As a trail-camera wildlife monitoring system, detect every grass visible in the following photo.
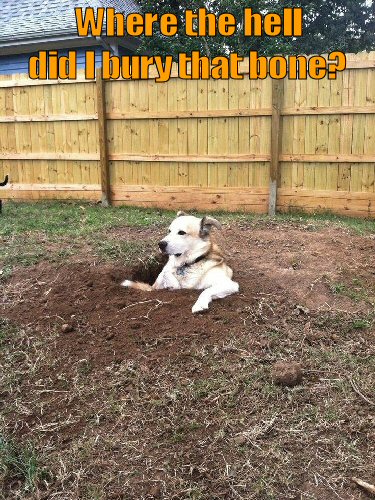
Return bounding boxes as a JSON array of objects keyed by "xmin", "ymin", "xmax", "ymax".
[
  {"xmin": 0, "ymin": 319, "xmax": 18, "ymax": 347},
  {"xmin": 95, "ymin": 238, "xmax": 155, "ymax": 262},
  {"xmin": 0, "ymin": 202, "xmax": 173, "ymax": 272},
  {"xmin": 0, "ymin": 437, "xmax": 47, "ymax": 494},
  {"xmin": 1, "ymin": 201, "xmax": 374, "ymax": 238},
  {"xmin": 0, "ymin": 321, "xmax": 49, "ymax": 496},
  {"xmin": 270, "ymin": 209, "xmax": 375, "ymax": 235},
  {"xmin": 1, "ymin": 322, "xmax": 373, "ymax": 500},
  {"xmin": 1, "ymin": 201, "xmax": 374, "ymax": 278},
  {"xmin": 0, "ymin": 201, "xmax": 174, "ymax": 237},
  {"xmin": 351, "ymin": 318, "xmax": 371, "ymax": 329},
  {"xmin": 329, "ymin": 278, "xmax": 375, "ymax": 305}
]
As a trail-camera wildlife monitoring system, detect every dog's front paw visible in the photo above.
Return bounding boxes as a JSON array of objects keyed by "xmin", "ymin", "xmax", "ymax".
[
  {"xmin": 121, "ymin": 279, "xmax": 132, "ymax": 287},
  {"xmin": 192, "ymin": 301, "xmax": 209, "ymax": 314}
]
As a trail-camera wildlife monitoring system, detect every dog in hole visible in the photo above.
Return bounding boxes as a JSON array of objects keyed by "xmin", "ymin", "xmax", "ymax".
[{"xmin": 121, "ymin": 211, "xmax": 239, "ymax": 313}]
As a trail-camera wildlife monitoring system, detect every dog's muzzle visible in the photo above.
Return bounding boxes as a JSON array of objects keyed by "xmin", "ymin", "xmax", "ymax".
[{"xmin": 158, "ymin": 240, "xmax": 168, "ymax": 253}]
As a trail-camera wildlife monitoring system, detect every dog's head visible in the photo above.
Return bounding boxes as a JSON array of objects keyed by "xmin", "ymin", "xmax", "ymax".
[{"xmin": 158, "ymin": 211, "xmax": 222, "ymax": 258}]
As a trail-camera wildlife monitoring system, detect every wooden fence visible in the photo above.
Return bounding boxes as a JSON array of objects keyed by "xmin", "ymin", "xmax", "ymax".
[{"xmin": 0, "ymin": 52, "xmax": 374, "ymax": 217}]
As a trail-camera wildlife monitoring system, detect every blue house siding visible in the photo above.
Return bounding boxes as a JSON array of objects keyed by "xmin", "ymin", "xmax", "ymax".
[
  {"xmin": 0, "ymin": 53, "xmax": 32, "ymax": 75},
  {"xmin": 0, "ymin": 45, "xmax": 132, "ymax": 75}
]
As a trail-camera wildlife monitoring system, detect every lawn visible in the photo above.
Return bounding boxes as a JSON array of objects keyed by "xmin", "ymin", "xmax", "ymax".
[{"xmin": 0, "ymin": 201, "xmax": 374, "ymax": 499}]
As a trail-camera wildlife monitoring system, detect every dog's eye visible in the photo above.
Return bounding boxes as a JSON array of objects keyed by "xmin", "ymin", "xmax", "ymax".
[{"xmin": 178, "ymin": 230, "xmax": 186, "ymax": 235}]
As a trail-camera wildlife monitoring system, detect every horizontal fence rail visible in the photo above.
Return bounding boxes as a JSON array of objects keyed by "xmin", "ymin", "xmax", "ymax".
[
  {"xmin": 1, "ymin": 106, "xmax": 375, "ymax": 123},
  {"xmin": 0, "ymin": 51, "xmax": 374, "ymax": 218}
]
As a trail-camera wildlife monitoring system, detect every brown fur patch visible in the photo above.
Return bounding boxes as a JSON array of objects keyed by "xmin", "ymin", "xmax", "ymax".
[
  {"xmin": 206, "ymin": 243, "xmax": 224, "ymax": 264},
  {"xmin": 128, "ymin": 282, "xmax": 153, "ymax": 292}
]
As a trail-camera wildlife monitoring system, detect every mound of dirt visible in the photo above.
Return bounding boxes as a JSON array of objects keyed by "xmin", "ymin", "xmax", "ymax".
[
  {"xmin": 3, "ymin": 224, "xmax": 373, "ymax": 373},
  {"xmin": 3, "ymin": 259, "xmax": 258, "ymax": 373}
]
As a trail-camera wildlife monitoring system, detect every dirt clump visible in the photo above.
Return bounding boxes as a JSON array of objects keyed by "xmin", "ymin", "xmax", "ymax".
[
  {"xmin": 271, "ymin": 361, "xmax": 303, "ymax": 387},
  {"xmin": 61, "ymin": 323, "xmax": 74, "ymax": 333}
]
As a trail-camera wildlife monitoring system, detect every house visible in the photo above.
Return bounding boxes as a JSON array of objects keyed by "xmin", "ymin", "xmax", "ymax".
[{"xmin": 0, "ymin": 0, "xmax": 140, "ymax": 75}]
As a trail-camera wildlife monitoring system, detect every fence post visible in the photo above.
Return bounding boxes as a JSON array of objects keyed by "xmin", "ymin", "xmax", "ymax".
[
  {"xmin": 96, "ymin": 67, "xmax": 110, "ymax": 207},
  {"xmin": 268, "ymin": 78, "xmax": 283, "ymax": 216}
]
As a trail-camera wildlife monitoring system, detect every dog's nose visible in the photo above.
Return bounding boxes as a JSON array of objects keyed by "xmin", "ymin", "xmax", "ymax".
[{"xmin": 159, "ymin": 240, "xmax": 168, "ymax": 251}]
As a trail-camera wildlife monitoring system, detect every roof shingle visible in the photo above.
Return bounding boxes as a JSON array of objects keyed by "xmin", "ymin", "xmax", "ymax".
[{"xmin": 0, "ymin": 0, "xmax": 140, "ymax": 42}]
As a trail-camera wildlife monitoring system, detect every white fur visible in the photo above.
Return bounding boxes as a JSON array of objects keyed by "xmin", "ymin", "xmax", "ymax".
[{"xmin": 192, "ymin": 279, "xmax": 240, "ymax": 313}]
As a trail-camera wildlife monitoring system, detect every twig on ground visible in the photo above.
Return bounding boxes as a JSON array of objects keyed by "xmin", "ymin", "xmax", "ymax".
[
  {"xmin": 120, "ymin": 299, "xmax": 158, "ymax": 311},
  {"xmin": 351, "ymin": 477, "xmax": 375, "ymax": 496},
  {"xmin": 36, "ymin": 390, "xmax": 70, "ymax": 394},
  {"xmin": 229, "ymin": 485, "xmax": 245, "ymax": 499},
  {"xmin": 142, "ymin": 299, "xmax": 173, "ymax": 320},
  {"xmin": 315, "ymin": 473, "xmax": 345, "ymax": 500},
  {"xmin": 120, "ymin": 298, "xmax": 173, "ymax": 320},
  {"xmin": 349, "ymin": 378, "xmax": 375, "ymax": 407}
]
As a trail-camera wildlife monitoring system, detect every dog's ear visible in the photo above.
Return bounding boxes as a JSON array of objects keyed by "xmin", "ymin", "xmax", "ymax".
[
  {"xmin": 199, "ymin": 216, "xmax": 222, "ymax": 238},
  {"xmin": 176, "ymin": 211, "xmax": 187, "ymax": 217}
]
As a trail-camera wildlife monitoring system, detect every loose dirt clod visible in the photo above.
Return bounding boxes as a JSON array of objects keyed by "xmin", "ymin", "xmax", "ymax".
[
  {"xmin": 271, "ymin": 361, "xmax": 303, "ymax": 387},
  {"xmin": 61, "ymin": 323, "xmax": 74, "ymax": 333},
  {"xmin": 294, "ymin": 304, "xmax": 310, "ymax": 315}
]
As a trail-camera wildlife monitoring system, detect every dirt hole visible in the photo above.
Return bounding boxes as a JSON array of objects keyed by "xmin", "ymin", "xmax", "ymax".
[{"xmin": 129, "ymin": 253, "xmax": 168, "ymax": 285}]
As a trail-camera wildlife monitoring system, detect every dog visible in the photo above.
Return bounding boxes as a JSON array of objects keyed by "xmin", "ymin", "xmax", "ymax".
[{"xmin": 121, "ymin": 211, "xmax": 239, "ymax": 313}]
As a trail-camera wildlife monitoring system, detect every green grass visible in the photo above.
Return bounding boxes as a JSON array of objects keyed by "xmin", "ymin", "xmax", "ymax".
[
  {"xmin": 329, "ymin": 279, "xmax": 375, "ymax": 305},
  {"xmin": 0, "ymin": 201, "xmax": 174, "ymax": 237},
  {"xmin": 0, "ymin": 202, "xmax": 173, "ymax": 272},
  {"xmin": 351, "ymin": 318, "xmax": 371, "ymax": 329},
  {"xmin": 1, "ymin": 201, "xmax": 374, "ymax": 238},
  {"xmin": 0, "ymin": 319, "xmax": 16, "ymax": 346},
  {"xmin": 0, "ymin": 265, "xmax": 12, "ymax": 283},
  {"xmin": 270, "ymin": 209, "xmax": 375, "ymax": 234},
  {"xmin": 0, "ymin": 321, "xmax": 50, "ymax": 495},
  {"xmin": 330, "ymin": 282, "xmax": 346, "ymax": 294},
  {"xmin": 313, "ymin": 310, "xmax": 374, "ymax": 336},
  {"xmin": 0, "ymin": 436, "xmax": 47, "ymax": 493}
]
